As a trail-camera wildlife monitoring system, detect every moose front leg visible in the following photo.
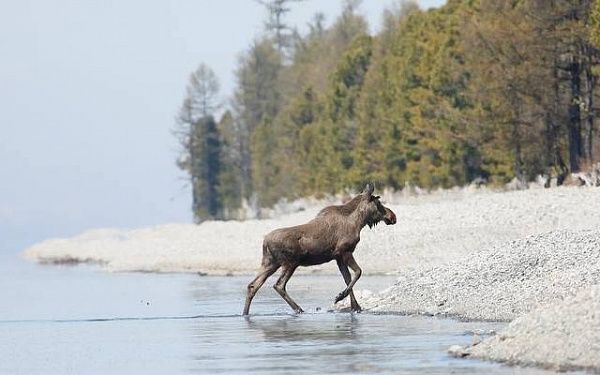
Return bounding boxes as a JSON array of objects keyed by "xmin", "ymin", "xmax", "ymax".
[
  {"xmin": 243, "ymin": 264, "xmax": 279, "ymax": 315},
  {"xmin": 336, "ymin": 258, "xmax": 362, "ymax": 312},
  {"xmin": 334, "ymin": 254, "xmax": 362, "ymax": 304}
]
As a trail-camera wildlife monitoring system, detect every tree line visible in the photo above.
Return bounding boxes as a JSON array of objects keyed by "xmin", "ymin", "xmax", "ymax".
[{"xmin": 176, "ymin": 0, "xmax": 600, "ymax": 222}]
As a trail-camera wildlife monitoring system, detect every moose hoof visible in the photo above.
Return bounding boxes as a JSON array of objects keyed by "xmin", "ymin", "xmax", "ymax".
[
  {"xmin": 334, "ymin": 293, "xmax": 346, "ymax": 303},
  {"xmin": 294, "ymin": 307, "xmax": 304, "ymax": 314},
  {"xmin": 351, "ymin": 305, "xmax": 362, "ymax": 313}
]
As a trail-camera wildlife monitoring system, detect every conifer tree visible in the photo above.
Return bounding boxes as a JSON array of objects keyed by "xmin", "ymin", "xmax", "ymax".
[{"xmin": 175, "ymin": 64, "xmax": 222, "ymax": 222}]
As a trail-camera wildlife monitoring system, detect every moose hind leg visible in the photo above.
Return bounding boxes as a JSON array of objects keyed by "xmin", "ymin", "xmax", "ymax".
[
  {"xmin": 335, "ymin": 258, "xmax": 361, "ymax": 312},
  {"xmin": 274, "ymin": 265, "xmax": 303, "ymax": 313},
  {"xmin": 243, "ymin": 264, "xmax": 279, "ymax": 315}
]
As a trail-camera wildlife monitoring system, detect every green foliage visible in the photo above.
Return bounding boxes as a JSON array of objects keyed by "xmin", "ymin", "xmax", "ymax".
[
  {"xmin": 176, "ymin": 115, "xmax": 221, "ymax": 222},
  {"xmin": 216, "ymin": 111, "xmax": 243, "ymax": 215},
  {"xmin": 593, "ymin": 0, "xmax": 600, "ymax": 46},
  {"xmin": 234, "ymin": 39, "xmax": 282, "ymax": 131},
  {"xmin": 176, "ymin": 64, "xmax": 222, "ymax": 222},
  {"xmin": 349, "ymin": 4, "xmax": 477, "ymax": 189},
  {"xmin": 177, "ymin": 0, "xmax": 600, "ymax": 220},
  {"xmin": 248, "ymin": 6, "xmax": 370, "ymax": 203},
  {"xmin": 233, "ymin": 38, "xmax": 284, "ymax": 202}
]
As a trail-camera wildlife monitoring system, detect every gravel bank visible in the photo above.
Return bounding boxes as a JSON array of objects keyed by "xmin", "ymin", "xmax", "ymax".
[
  {"xmin": 452, "ymin": 286, "xmax": 600, "ymax": 372},
  {"xmin": 23, "ymin": 187, "xmax": 600, "ymax": 275},
  {"xmin": 336, "ymin": 229, "xmax": 600, "ymax": 373},
  {"xmin": 356, "ymin": 229, "xmax": 600, "ymax": 321}
]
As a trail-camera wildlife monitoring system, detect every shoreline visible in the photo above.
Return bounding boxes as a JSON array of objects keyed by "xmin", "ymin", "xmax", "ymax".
[
  {"xmin": 23, "ymin": 186, "xmax": 600, "ymax": 372},
  {"xmin": 353, "ymin": 229, "xmax": 600, "ymax": 321},
  {"xmin": 23, "ymin": 186, "xmax": 600, "ymax": 275},
  {"xmin": 449, "ymin": 286, "xmax": 600, "ymax": 372}
]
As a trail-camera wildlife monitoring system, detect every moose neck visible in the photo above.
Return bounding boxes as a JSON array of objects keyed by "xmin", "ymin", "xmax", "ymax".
[{"xmin": 349, "ymin": 208, "xmax": 374, "ymax": 233}]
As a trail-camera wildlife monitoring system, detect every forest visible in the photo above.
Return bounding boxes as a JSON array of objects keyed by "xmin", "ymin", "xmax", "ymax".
[{"xmin": 175, "ymin": 0, "xmax": 600, "ymax": 222}]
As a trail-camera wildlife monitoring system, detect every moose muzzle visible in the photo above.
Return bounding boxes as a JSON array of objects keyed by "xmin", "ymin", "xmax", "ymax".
[{"xmin": 383, "ymin": 207, "xmax": 397, "ymax": 225}]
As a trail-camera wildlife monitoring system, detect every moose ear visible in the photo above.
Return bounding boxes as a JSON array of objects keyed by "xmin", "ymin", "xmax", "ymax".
[{"xmin": 364, "ymin": 183, "xmax": 375, "ymax": 197}]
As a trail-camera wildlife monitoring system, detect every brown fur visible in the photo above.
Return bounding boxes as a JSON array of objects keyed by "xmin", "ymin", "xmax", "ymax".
[{"xmin": 243, "ymin": 184, "xmax": 396, "ymax": 315}]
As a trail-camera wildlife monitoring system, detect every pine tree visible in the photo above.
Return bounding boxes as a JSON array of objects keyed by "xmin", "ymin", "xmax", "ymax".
[
  {"xmin": 255, "ymin": 0, "xmax": 305, "ymax": 56},
  {"xmin": 233, "ymin": 39, "xmax": 283, "ymax": 203},
  {"xmin": 175, "ymin": 64, "xmax": 222, "ymax": 222},
  {"xmin": 216, "ymin": 110, "xmax": 243, "ymax": 217}
]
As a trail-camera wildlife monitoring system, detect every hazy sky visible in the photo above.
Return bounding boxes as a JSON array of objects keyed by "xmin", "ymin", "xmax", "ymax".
[{"xmin": 0, "ymin": 0, "xmax": 445, "ymax": 252}]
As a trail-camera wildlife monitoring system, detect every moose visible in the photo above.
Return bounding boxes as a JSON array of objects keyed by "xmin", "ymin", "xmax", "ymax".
[{"xmin": 243, "ymin": 183, "xmax": 397, "ymax": 315}]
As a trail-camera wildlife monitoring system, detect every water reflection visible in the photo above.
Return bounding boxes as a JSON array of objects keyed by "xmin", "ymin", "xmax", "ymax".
[
  {"xmin": 186, "ymin": 277, "xmax": 554, "ymax": 375},
  {"xmin": 245, "ymin": 313, "xmax": 360, "ymax": 342},
  {"xmin": 190, "ymin": 314, "xmax": 383, "ymax": 374}
]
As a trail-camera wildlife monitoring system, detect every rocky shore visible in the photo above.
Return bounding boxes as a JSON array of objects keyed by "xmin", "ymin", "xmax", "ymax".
[
  {"xmin": 357, "ymin": 229, "xmax": 600, "ymax": 322},
  {"xmin": 345, "ymin": 229, "xmax": 600, "ymax": 371},
  {"xmin": 451, "ymin": 286, "xmax": 600, "ymax": 372}
]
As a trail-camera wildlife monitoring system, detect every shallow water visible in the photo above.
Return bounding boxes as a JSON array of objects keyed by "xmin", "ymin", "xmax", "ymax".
[{"xmin": 0, "ymin": 254, "xmax": 553, "ymax": 374}]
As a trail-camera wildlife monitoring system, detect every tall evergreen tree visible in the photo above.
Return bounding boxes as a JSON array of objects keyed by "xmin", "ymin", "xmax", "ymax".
[
  {"xmin": 216, "ymin": 110, "xmax": 243, "ymax": 217},
  {"xmin": 233, "ymin": 39, "xmax": 283, "ymax": 203},
  {"xmin": 255, "ymin": 0, "xmax": 305, "ymax": 55},
  {"xmin": 175, "ymin": 64, "xmax": 222, "ymax": 222}
]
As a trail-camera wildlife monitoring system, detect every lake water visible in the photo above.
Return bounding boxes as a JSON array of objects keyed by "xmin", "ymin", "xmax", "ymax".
[{"xmin": 0, "ymin": 254, "xmax": 553, "ymax": 374}]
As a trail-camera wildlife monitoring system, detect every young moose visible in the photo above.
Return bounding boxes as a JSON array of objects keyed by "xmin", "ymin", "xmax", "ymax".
[{"xmin": 243, "ymin": 184, "xmax": 397, "ymax": 315}]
